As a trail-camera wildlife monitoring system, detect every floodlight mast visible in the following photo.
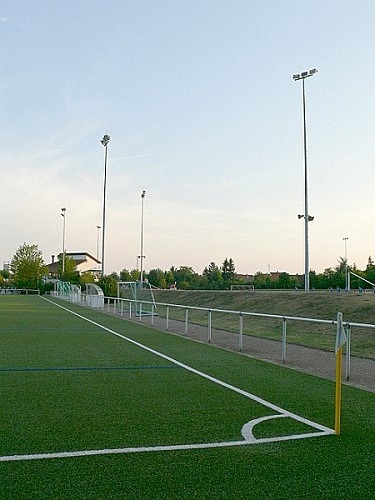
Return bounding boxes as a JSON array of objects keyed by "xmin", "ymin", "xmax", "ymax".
[
  {"xmin": 96, "ymin": 225, "xmax": 101, "ymax": 261},
  {"xmin": 140, "ymin": 190, "xmax": 146, "ymax": 285},
  {"xmin": 61, "ymin": 207, "xmax": 66, "ymax": 275},
  {"xmin": 343, "ymin": 237, "xmax": 349, "ymax": 290},
  {"xmin": 100, "ymin": 134, "xmax": 110, "ymax": 276},
  {"xmin": 293, "ymin": 68, "xmax": 318, "ymax": 292}
]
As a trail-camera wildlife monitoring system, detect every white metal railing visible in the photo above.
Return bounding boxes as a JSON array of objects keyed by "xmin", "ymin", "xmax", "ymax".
[
  {"xmin": 95, "ymin": 296, "xmax": 375, "ymax": 381},
  {"xmin": 54, "ymin": 292, "xmax": 375, "ymax": 382},
  {"xmin": 0, "ymin": 288, "xmax": 40, "ymax": 295}
]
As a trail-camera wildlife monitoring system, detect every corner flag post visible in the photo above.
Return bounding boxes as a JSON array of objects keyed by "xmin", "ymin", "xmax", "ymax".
[{"xmin": 335, "ymin": 312, "xmax": 346, "ymax": 435}]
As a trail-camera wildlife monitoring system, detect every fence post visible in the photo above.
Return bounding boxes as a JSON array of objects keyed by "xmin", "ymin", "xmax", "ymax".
[
  {"xmin": 208, "ymin": 309, "xmax": 212, "ymax": 343},
  {"xmin": 129, "ymin": 301, "xmax": 132, "ymax": 319},
  {"xmin": 282, "ymin": 318, "xmax": 287, "ymax": 363},
  {"xmin": 114, "ymin": 299, "xmax": 117, "ymax": 315},
  {"xmin": 239, "ymin": 313, "xmax": 243, "ymax": 351},
  {"xmin": 184, "ymin": 308, "xmax": 189, "ymax": 336},
  {"xmin": 121, "ymin": 300, "xmax": 124, "ymax": 316},
  {"xmin": 139, "ymin": 302, "xmax": 143, "ymax": 322},
  {"xmin": 345, "ymin": 324, "xmax": 351, "ymax": 381},
  {"xmin": 151, "ymin": 305, "xmax": 155, "ymax": 326},
  {"xmin": 166, "ymin": 306, "xmax": 169, "ymax": 331}
]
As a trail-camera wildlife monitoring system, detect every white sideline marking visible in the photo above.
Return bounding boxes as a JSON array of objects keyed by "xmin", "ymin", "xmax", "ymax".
[{"xmin": 1, "ymin": 298, "xmax": 334, "ymax": 463}]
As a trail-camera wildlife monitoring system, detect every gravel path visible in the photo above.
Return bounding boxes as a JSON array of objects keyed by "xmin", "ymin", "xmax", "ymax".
[{"xmin": 123, "ymin": 312, "xmax": 375, "ymax": 393}]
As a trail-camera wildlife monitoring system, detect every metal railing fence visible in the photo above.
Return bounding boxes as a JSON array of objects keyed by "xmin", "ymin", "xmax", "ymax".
[{"xmin": 92, "ymin": 295, "xmax": 375, "ymax": 382}]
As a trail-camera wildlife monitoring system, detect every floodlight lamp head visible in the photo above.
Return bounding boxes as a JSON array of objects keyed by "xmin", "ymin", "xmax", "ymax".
[
  {"xmin": 293, "ymin": 74, "xmax": 300, "ymax": 80},
  {"xmin": 308, "ymin": 215, "xmax": 315, "ymax": 221},
  {"xmin": 141, "ymin": 190, "xmax": 146, "ymax": 198},
  {"xmin": 101, "ymin": 134, "xmax": 110, "ymax": 147},
  {"xmin": 309, "ymin": 68, "xmax": 318, "ymax": 75},
  {"xmin": 298, "ymin": 214, "xmax": 304, "ymax": 219}
]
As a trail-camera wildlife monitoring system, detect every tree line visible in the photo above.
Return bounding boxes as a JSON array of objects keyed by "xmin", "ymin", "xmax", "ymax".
[
  {"xmin": 88, "ymin": 258, "xmax": 237, "ymax": 296},
  {"xmin": 2, "ymin": 243, "xmax": 375, "ymax": 296}
]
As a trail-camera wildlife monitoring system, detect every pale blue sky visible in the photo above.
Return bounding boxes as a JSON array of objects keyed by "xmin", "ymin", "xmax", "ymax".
[{"xmin": 1, "ymin": 1, "xmax": 374, "ymax": 275}]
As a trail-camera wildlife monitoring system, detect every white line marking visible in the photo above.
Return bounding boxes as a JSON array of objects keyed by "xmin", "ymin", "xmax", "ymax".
[
  {"xmin": 0, "ymin": 431, "xmax": 331, "ymax": 462},
  {"xmin": 241, "ymin": 415, "xmax": 288, "ymax": 442}
]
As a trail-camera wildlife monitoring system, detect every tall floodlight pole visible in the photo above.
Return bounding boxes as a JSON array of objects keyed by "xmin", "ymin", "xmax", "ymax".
[
  {"xmin": 61, "ymin": 207, "xmax": 66, "ymax": 275},
  {"xmin": 140, "ymin": 190, "xmax": 146, "ymax": 285},
  {"xmin": 96, "ymin": 225, "xmax": 101, "ymax": 261},
  {"xmin": 293, "ymin": 68, "xmax": 318, "ymax": 292},
  {"xmin": 343, "ymin": 237, "xmax": 349, "ymax": 290},
  {"xmin": 100, "ymin": 134, "xmax": 110, "ymax": 276}
]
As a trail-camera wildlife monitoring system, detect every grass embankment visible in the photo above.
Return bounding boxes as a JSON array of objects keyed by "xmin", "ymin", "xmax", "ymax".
[{"xmin": 152, "ymin": 290, "xmax": 375, "ymax": 358}]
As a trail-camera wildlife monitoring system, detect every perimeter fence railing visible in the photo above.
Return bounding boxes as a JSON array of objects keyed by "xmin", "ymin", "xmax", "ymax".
[
  {"xmin": 0, "ymin": 288, "xmax": 40, "ymax": 295},
  {"xmin": 85, "ymin": 295, "xmax": 375, "ymax": 382}
]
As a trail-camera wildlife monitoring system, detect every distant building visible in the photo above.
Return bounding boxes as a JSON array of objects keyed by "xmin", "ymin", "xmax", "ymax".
[
  {"xmin": 254, "ymin": 271, "xmax": 304, "ymax": 285},
  {"xmin": 236, "ymin": 272, "xmax": 304, "ymax": 286},
  {"xmin": 269, "ymin": 271, "xmax": 282, "ymax": 282},
  {"xmin": 235, "ymin": 273, "xmax": 255, "ymax": 284},
  {"xmin": 46, "ymin": 252, "xmax": 101, "ymax": 278}
]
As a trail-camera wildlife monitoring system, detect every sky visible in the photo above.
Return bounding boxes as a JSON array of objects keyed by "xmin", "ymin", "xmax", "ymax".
[{"xmin": 1, "ymin": 1, "xmax": 374, "ymax": 276}]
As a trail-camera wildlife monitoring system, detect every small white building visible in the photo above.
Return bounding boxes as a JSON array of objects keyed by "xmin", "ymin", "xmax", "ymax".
[
  {"xmin": 65, "ymin": 252, "xmax": 101, "ymax": 274},
  {"xmin": 47, "ymin": 252, "xmax": 101, "ymax": 277}
]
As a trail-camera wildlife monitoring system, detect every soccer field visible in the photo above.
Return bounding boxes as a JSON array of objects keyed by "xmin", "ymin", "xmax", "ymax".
[{"xmin": 1, "ymin": 295, "xmax": 373, "ymax": 498}]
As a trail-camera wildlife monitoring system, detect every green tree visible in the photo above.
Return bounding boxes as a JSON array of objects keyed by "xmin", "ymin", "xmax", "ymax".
[
  {"xmin": 10, "ymin": 243, "xmax": 47, "ymax": 289},
  {"xmin": 310, "ymin": 270, "xmax": 328, "ymax": 290},
  {"xmin": 58, "ymin": 256, "xmax": 80, "ymax": 283},
  {"xmin": 147, "ymin": 268, "xmax": 167, "ymax": 289},
  {"xmin": 119, "ymin": 268, "xmax": 131, "ymax": 281},
  {"xmin": 0, "ymin": 269, "xmax": 10, "ymax": 280},
  {"xmin": 98, "ymin": 272, "xmax": 119, "ymax": 297},
  {"xmin": 221, "ymin": 258, "xmax": 236, "ymax": 288},
  {"xmin": 80, "ymin": 272, "xmax": 95, "ymax": 288},
  {"xmin": 129, "ymin": 269, "xmax": 141, "ymax": 281},
  {"xmin": 365, "ymin": 256, "xmax": 375, "ymax": 287},
  {"xmin": 253, "ymin": 272, "xmax": 271, "ymax": 289},
  {"xmin": 366, "ymin": 255, "xmax": 374, "ymax": 268},
  {"xmin": 277, "ymin": 272, "xmax": 291, "ymax": 289},
  {"xmin": 174, "ymin": 266, "xmax": 198, "ymax": 290},
  {"xmin": 323, "ymin": 266, "xmax": 344, "ymax": 289},
  {"xmin": 335, "ymin": 257, "xmax": 347, "ymax": 274},
  {"xmin": 203, "ymin": 262, "xmax": 223, "ymax": 289},
  {"xmin": 164, "ymin": 269, "xmax": 175, "ymax": 288},
  {"xmin": 0, "ymin": 269, "xmax": 10, "ymax": 287}
]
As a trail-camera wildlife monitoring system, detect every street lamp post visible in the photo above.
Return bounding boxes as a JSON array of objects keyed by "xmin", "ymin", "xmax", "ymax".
[
  {"xmin": 100, "ymin": 134, "xmax": 110, "ymax": 276},
  {"xmin": 61, "ymin": 207, "xmax": 66, "ymax": 275},
  {"xmin": 343, "ymin": 237, "xmax": 349, "ymax": 290},
  {"xmin": 293, "ymin": 68, "xmax": 318, "ymax": 292},
  {"xmin": 140, "ymin": 190, "xmax": 146, "ymax": 285}
]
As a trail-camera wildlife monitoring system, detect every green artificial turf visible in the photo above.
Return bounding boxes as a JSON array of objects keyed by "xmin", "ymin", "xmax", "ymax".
[{"xmin": 0, "ymin": 295, "xmax": 374, "ymax": 499}]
